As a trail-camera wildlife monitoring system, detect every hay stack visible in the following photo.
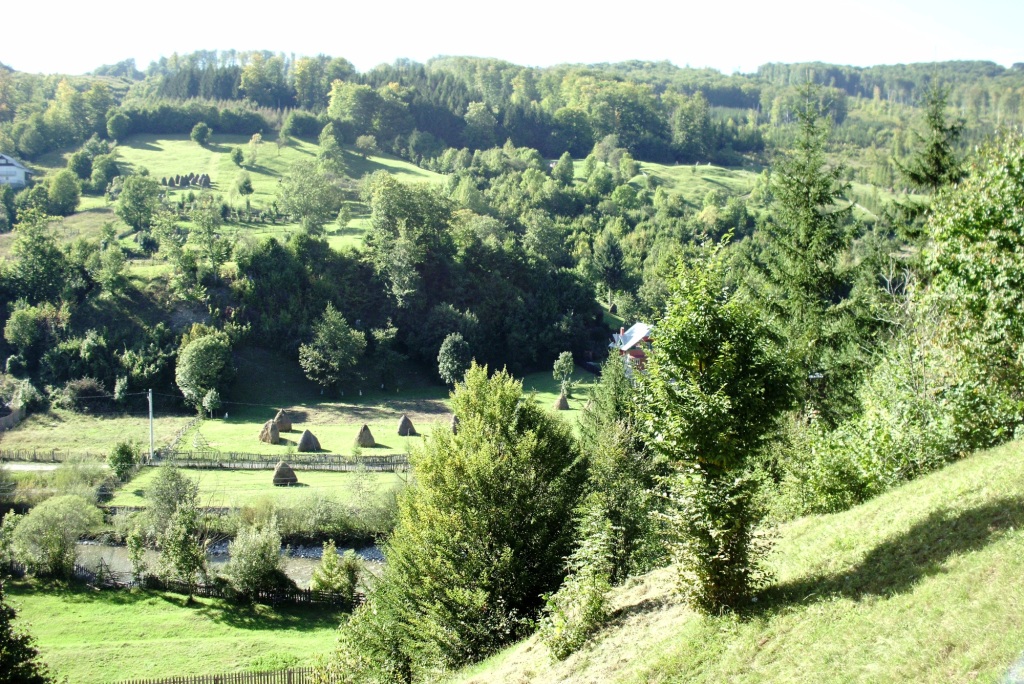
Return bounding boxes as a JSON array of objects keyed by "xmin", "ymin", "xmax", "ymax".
[
  {"xmin": 274, "ymin": 409, "xmax": 293, "ymax": 432},
  {"xmin": 356, "ymin": 424, "xmax": 376, "ymax": 448},
  {"xmin": 297, "ymin": 429, "xmax": 321, "ymax": 452},
  {"xmin": 554, "ymin": 392, "xmax": 569, "ymax": 410},
  {"xmin": 259, "ymin": 420, "xmax": 280, "ymax": 444},
  {"xmin": 397, "ymin": 414, "xmax": 417, "ymax": 436},
  {"xmin": 450, "ymin": 414, "xmax": 460, "ymax": 434},
  {"xmin": 272, "ymin": 461, "xmax": 298, "ymax": 486}
]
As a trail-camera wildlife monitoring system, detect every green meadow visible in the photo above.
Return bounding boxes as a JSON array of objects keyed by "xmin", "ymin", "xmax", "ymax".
[{"xmin": 107, "ymin": 467, "xmax": 406, "ymax": 509}]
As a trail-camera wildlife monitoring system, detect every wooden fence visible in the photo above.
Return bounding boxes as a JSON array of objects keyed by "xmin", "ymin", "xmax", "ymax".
[
  {"xmin": 157, "ymin": 450, "xmax": 409, "ymax": 472},
  {"xmin": 0, "ymin": 447, "xmax": 104, "ymax": 463},
  {"xmin": 116, "ymin": 666, "xmax": 337, "ymax": 684},
  {"xmin": 4, "ymin": 560, "xmax": 360, "ymax": 609}
]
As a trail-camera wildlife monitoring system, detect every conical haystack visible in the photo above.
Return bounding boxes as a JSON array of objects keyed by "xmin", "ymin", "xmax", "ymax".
[
  {"xmin": 297, "ymin": 429, "xmax": 321, "ymax": 452},
  {"xmin": 272, "ymin": 461, "xmax": 298, "ymax": 486},
  {"xmin": 259, "ymin": 420, "xmax": 280, "ymax": 444},
  {"xmin": 356, "ymin": 424, "xmax": 376, "ymax": 448},
  {"xmin": 397, "ymin": 414, "xmax": 417, "ymax": 437},
  {"xmin": 450, "ymin": 414, "xmax": 460, "ymax": 434},
  {"xmin": 273, "ymin": 409, "xmax": 292, "ymax": 432},
  {"xmin": 554, "ymin": 392, "xmax": 569, "ymax": 410}
]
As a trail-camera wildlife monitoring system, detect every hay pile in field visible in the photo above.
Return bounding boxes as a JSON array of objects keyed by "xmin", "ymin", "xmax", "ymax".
[
  {"xmin": 274, "ymin": 409, "xmax": 293, "ymax": 432},
  {"xmin": 259, "ymin": 420, "xmax": 280, "ymax": 444},
  {"xmin": 297, "ymin": 429, "xmax": 321, "ymax": 452},
  {"xmin": 273, "ymin": 461, "xmax": 298, "ymax": 486},
  {"xmin": 356, "ymin": 424, "xmax": 376, "ymax": 448},
  {"xmin": 397, "ymin": 414, "xmax": 417, "ymax": 436},
  {"xmin": 554, "ymin": 392, "xmax": 569, "ymax": 410}
]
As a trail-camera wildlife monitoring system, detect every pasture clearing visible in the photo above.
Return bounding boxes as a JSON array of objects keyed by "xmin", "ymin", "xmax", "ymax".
[{"xmin": 0, "ymin": 409, "xmax": 188, "ymax": 457}]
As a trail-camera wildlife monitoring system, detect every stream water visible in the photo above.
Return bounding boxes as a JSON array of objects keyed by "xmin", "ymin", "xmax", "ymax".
[{"xmin": 77, "ymin": 541, "xmax": 384, "ymax": 588}]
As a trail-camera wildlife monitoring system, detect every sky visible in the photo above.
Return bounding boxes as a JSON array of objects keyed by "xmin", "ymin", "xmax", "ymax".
[{"xmin": 3, "ymin": 0, "xmax": 1022, "ymax": 76}]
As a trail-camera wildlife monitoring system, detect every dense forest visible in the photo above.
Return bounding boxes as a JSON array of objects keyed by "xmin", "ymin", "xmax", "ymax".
[{"xmin": 3, "ymin": 51, "xmax": 1024, "ymax": 682}]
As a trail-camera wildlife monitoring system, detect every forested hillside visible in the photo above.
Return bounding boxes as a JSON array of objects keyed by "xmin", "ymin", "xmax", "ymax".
[{"xmin": 2, "ymin": 51, "xmax": 1024, "ymax": 683}]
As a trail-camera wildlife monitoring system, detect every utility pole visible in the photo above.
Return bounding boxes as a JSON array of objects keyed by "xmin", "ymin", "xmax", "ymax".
[{"xmin": 148, "ymin": 389, "xmax": 154, "ymax": 463}]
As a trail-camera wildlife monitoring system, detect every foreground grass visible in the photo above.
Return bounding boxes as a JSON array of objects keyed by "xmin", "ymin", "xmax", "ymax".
[
  {"xmin": 448, "ymin": 440, "xmax": 1024, "ymax": 683},
  {"xmin": 6, "ymin": 580, "xmax": 345, "ymax": 684},
  {"xmin": 108, "ymin": 467, "xmax": 406, "ymax": 509}
]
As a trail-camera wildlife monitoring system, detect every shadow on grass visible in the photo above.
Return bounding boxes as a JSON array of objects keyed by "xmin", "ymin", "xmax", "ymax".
[
  {"xmin": 758, "ymin": 496, "xmax": 1024, "ymax": 613},
  {"xmin": 193, "ymin": 599, "xmax": 345, "ymax": 632},
  {"xmin": 328, "ymin": 226, "xmax": 365, "ymax": 238},
  {"xmin": 13, "ymin": 581, "xmax": 344, "ymax": 633}
]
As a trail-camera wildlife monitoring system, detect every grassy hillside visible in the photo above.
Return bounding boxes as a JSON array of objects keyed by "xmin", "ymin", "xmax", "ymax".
[{"xmin": 447, "ymin": 440, "xmax": 1024, "ymax": 683}]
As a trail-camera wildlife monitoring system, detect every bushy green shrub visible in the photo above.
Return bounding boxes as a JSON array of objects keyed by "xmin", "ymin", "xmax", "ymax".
[
  {"xmin": 226, "ymin": 518, "xmax": 293, "ymax": 598},
  {"xmin": 108, "ymin": 441, "xmax": 140, "ymax": 482},
  {"xmin": 11, "ymin": 495, "xmax": 102, "ymax": 577},
  {"xmin": 324, "ymin": 364, "xmax": 587, "ymax": 680},
  {"xmin": 310, "ymin": 540, "xmax": 360, "ymax": 607}
]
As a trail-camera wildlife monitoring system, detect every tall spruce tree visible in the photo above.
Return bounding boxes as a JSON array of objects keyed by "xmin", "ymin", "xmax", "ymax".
[{"xmin": 749, "ymin": 84, "xmax": 858, "ymax": 424}]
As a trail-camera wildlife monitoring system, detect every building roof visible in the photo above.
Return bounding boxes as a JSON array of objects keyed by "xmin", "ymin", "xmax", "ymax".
[
  {"xmin": 0, "ymin": 153, "xmax": 29, "ymax": 172},
  {"xmin": 612, "ymin": 322, "xmax": 652, "ymax": 351}
]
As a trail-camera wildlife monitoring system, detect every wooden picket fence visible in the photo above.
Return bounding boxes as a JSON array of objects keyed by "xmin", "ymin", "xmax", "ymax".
[
  {"xmin": 157, "ymin": 450, "xmax": 409, "ymax": 472},
  {"xmin": 116, "ymin": 666, "xmax": 337, "ymax": 684},
  {"xmin": 3, "ymin": 560, "xmax": 360, "ymax": 609},
  {"xmin": 0, "ymin": 447, "xmax": 103, "ymax": 463}
]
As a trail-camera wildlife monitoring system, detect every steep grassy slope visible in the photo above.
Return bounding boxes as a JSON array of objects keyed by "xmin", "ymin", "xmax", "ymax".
[{"xmin": 448, "ymin": 440, "xmax": 1024, "ymax": 683}]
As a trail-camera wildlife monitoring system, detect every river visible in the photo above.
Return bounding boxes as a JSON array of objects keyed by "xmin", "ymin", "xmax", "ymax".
[{"xmin": 76, "ymin": 541, "xmax": 384, "ymax": 588}]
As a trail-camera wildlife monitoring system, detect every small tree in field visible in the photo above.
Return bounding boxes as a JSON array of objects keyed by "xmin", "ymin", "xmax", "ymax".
[
  {"xmin": 310, "ymin": 540, "xmax": 360, "ymax": 607},
  {"xmin": 355, "ymin": 135, "xmax": 378, "ymax": 158},
  {"xmin": 108, "ymin": 440, "xmax": 139, "ymax": 482},
  {"xmin": 640, "ymin": 250, "xmax": 794, "ymax": 613},
  {"xmin": 157, "ymin": 503, "xmax": 205, "ymax": 601},
  {"xmin": 202, "ymin": 388, "xmax": 221, "ymax": 418},
  {"xmin": 190, "ymin": 122, "xmax": 211, "ymax": 146},
  {"xmin": 437, "ymin": 332, "xmax": 471, "ymax": 386},
  {"xmin": 230, "ymin": 147, "xmax": 244, "ymax": 167},
  {"xmin": 299, "ymin": 304, "xmax": 366, "ymax": 393},
  {"xmin": 227, "ymin": 519, "xmax": 288, "ymax": 598},
  {"xmin": 553, "ymin": 351, "xmax": 575, "ymax": 397},
  {"xmin": 247, "ymin": 133, "xmax": 263, "ymax": 167}
]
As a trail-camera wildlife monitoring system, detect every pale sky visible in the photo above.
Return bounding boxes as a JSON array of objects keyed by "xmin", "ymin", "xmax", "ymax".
[{"xmin": 4, "ymin": 0, "xmax": 1022, "ymax": 76}]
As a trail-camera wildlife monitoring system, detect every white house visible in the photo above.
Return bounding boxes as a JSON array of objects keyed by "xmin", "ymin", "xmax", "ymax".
[
  {"xmin": 0, "ymin": 153, "xmax": 31, "ymax": 188},
  {"xmin": 610, "ymin": 322, "xmax": 653, "ymax": 378}
]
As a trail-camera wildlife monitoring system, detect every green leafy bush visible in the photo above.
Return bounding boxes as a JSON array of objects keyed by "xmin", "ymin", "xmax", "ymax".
[
  {"xmin": 11, "ymin": 495, "xmax": 102, "ymax": 577},
  {"xmin": 227, "ymin": 518, "xmax": 293, "ymax": 598},
  {"xmin": 108, "ymin": 441, "xmax": 140, "ymax": 482},
  {"xmin": 310, "ymin": 540, "xmax": 360, "ymax": 607}
]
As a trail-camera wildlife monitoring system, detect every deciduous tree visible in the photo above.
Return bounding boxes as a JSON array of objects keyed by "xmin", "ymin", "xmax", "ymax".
[
  {"xmin": 298, "ymin": 303, "xmax": 366, "ymax": 392},
  {"xmin": 175, "ymin": 331, "xmax": 233, "ymax": 412},
  {"xmin": 640, "ymin": 253, "xmax": 793, "ymax": 612},
  {"xmin": 115, "ymin": 174, "xmax": 161, "ymax": 231}
]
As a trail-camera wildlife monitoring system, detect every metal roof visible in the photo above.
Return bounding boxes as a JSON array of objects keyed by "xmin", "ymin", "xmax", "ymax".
[
  {"xmin": 616, "ymin": 322, "xmax": 652, "ymax": 351},
  {"xmin": 0, "ymin": 153, "xmax": 29, "ymax": 171}
]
